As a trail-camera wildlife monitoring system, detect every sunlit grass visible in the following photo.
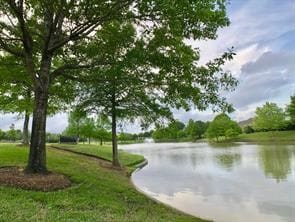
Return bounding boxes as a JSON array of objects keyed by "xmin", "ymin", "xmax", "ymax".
[{"xmin": 0, "ymin": 144, "xmax": 206, "ymax": 222}]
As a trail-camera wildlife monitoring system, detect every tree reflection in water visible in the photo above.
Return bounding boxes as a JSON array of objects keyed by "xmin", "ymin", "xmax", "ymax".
[
  {"xmin": 214, "ymin": 152, "xmax": 241, "ymax": 171},
  {"xmin": 259, "ymin": 145, "xmax": 293, "ymax": 182}
]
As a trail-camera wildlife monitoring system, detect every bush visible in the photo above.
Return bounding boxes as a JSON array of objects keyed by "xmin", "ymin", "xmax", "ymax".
[{"xmin": 243, "ymin": 125, "xmax": 254, "ymax": 134}]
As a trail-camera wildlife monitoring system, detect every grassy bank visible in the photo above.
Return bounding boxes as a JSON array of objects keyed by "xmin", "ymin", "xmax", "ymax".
[
  {"xmin": 153, "ymin": 138, "xmax": 193, "ymax": 143},
  {"xmin": 118, "ymin": 140, "xmax": 144, "ymax": 145},
  {"xmin": 52, "ymin": 144, "xmax": 145, "ymax": 170},
  {"xmin": 0, "ymin": 144, "xmax": 206, "ymax": 222},
  {"xmin": 238, "ymin": 130, "xmax": 295, "ymax": 142}
]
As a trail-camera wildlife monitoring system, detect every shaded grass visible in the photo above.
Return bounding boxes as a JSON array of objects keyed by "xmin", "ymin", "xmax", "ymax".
[{"xmin": 0, "ymin": 144, "xmax": 207, "ymax": 222}]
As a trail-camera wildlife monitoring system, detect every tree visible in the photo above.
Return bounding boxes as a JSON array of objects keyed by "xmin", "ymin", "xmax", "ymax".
[
  {"xmin": 0, "ymin": 129, "xmax": 5, "ymax": 141},
  {"xmin": 46, "ymin": 133, "xmax": 59, "ymax": 143},
  {"xmin": 185, "ymin": 119, "xmax": 208, "ymax": 140},
  {"xmin": 243, "ymin": 125, "xmax": 254, "ymax": 134},
  {"xmin": 0, "ymin": 0, "xmax": 233, "ymax": 173},
  {"xmin": 286, "ymin": 95, "xmax": 295, "ymax": 125},
  {"xmin": 206, "ymin": 113, "xmax": 241, "ymax": 141},
  {"xmin": 94, "ymin": 116, "xmax": 111, "ymax": 146},
  {"xmin": 77, "ymin": 17, "xmax": 236, "ymax": 166},
  {"xmin": 0, "ymin": 55, "xmax": 32, "ymax": 144},
  {"xmin": 253, "ymin": 102, "xmax": 287, "ymax": 131},
  {"xmin": 7, "ymin": 124, "xmax": 17, "ymax": 141},
  {"xmin": 64, "ymin": 111, "xmax": 111, "ymax": 145},
  {"xmin": 152, "ymin": 120, "xmax": 187, "ymax": 141},
  {"xmin": 80, "ymin": 118, "xmax": 96, "ymax": 145},
  {"xmin": 64, "ymin": 110, "xmax": 87, "ymax": 141}
]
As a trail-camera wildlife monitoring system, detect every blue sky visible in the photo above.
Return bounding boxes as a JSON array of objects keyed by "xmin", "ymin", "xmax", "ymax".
[{"xmin": 0, "ymin": 0, "xmax": 295, "ymax": 133}]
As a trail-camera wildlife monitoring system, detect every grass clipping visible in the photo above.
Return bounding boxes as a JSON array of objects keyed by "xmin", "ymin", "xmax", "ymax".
[{"xmin": 0, "ymin": 167, "xmax": 71, "ymax": 191}]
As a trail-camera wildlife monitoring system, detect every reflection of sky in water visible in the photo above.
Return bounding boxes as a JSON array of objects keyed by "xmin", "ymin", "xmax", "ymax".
[{"xmin": 121, "ymin": 142, "xmax": 295, "ymax": 222}]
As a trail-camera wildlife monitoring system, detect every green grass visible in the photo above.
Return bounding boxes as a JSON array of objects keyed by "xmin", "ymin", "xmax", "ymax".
[
  {"xmin": 238, "ymin": 131, "xmax": 295, "ymax": 142},
  {"xmin": 51, "ymin": 144, "xmax": 145, "ymax": 169},
  {"xmin": 238, "ymin": 130, "xmax": 295, "ymax": 142},
  {"xmin": 0, "ymin": 144, "xmax": 207, "ymax": 222},
  {"xmin": 117, "ymin": 140, "xmax": 144, "ymax": 145}
]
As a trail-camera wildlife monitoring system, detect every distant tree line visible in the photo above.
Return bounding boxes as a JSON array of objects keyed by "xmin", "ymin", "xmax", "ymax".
[
  {"xmin": 151, "ymin": 95, "xmax": 295, "ymax": 143},
  {"xmin": 152, "ymin": 120, "xmax": 209, "ymax": 142},
  {"xmin": 243, "ymin": 96, "xmax": 295, "ymax": 133},
  {"xmin": 62, "ymin": 110, "xmax": 154, "ymax": 145},
  {"xmin": 0, "ymin": 124, "xmax": 22, "ymax": 142}
]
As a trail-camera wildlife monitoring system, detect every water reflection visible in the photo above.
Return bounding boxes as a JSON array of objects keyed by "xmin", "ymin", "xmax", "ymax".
[
  {"xmin": 121, "ymin": 142, "xmax": 295, "ymax": 222},
  {"xmin": 214, "ymin": 152, "xmax": 241, "ymax": 171},
  {"xmin": 258, "ymin": 145, "xmax": 292, "ymax": 182}
]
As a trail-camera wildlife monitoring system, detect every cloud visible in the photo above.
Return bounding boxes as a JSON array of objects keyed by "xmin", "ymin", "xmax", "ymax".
[
  {"xmin": 46, "ymin": 113, "xmax": 68, "ymax": 133},
  {"xmin": 228, "ymin": 51, "xmax": 295, "ymax": 109},
  {"xmin": 0, "ymin": 114, "xmax": 23, "ymax": 130},
  {"xmin": 0, "ymin": 113, "xmax": 68, "ymax": 134}
]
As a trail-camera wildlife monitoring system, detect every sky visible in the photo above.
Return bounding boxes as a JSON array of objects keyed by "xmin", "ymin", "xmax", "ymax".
[{"xmin": 0, "ymin": 0, "xmax": 295, "ymax": 133}]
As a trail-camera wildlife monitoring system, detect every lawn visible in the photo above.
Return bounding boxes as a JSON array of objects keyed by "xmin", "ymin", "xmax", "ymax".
[
  {"xmin": 51, "ymin": 144, "xmax": 145, "ymax": 169},
  {"xmin": 0, "ymin": 144, "xmax": 206, "ymax": 222},
  {"xmin": 238, "ymin": 130, "xmax": 295, "ymax": 142}
]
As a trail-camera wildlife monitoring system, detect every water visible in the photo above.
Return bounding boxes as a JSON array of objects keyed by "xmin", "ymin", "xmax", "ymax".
[{"xmin": 120, "ymin": 142, "xmax": 295, "ymax": 222}]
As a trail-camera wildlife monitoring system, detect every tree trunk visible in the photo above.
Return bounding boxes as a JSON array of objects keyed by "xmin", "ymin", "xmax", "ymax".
[
  {"xmin": 26, "ymin": 55, "xmax": 51, "ymax": 174},
  {"xmin": 111, "ymin": 94, "xmax": 120, "ymax": 167},
  {"xmin": 22, "ymin": 111, "xmax": 30, "ymax": 145},
  {"xmin": 26, "ymin": 86, "xmax": 49, "ymax": 174},
  {"xmin": 100, "ymin": 139, "xmax": 103, "ymax": 146}
]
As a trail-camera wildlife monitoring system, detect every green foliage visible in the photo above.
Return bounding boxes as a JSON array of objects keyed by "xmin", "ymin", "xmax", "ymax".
[
  {"xmin": 46, "ymin": 133, "xmax": 60, "ymax": 143},
  {"xmin": 286, "ymin": 95, "xmax": 295, "ymax": 125},
  {"xmin": 253, "ymin": 102, "xmax": 287, "ymax": 131},
  {"xmin": 64, "ymin": 110, "xmax": 111, "ymax": 144},
  {"xmin": 152, "ymin": 120, "xmax": 187, "ymax": 141},
  {"xmin": 63, "ymin": 110, "xmax": 87, "ymax": 138},
  {"xmin": 0, "ymin": 130, "xmax": 5, "ymax": 140},
  {"xmin": 118, "ymin": 133, "xmax": 137, "ymax": 141},
  {"xmin": 206, "ymin": 113, "xmax": 242, "ymax": 141},
  {"xmin": 0, "ymin": 125, "xmax": 23, "ymax": 142},
  {"xmin": 225, "ymin": 129, "xmax": 239, "ymax": 139},
  {"xmin": 1, "ymin": 0, "xmax": 236, "ymax": 170},
  {"xmin": 76, "ymin": 16, "xmax": 237, "ymax": 136},
  {"xmin": 185, "ymin": 119, "xmax": 208, "ymax": 140},
  {"xmin": 5, "ymin": 124, "xmax": 22, "ymax": 142},
  {"xmin": 243, "ymin": 125, "xmax": 254, "ymax": 134}
]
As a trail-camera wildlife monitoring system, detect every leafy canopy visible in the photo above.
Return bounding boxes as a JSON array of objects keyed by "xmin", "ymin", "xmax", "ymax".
[
  {"xmin": 286, "ymin": 96, "xmax": 295, "ymax": 125},
  {"xmin": 206, "ymin": 113, "xmax": 241, "ymax": 141},
  {"xmin": 253, "ymin": 102, "xmax": 286, "ymax": 131}
]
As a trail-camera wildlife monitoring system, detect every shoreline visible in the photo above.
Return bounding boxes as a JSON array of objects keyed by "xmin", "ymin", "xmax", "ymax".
[{"xmin": 129, "ymin": 160, "xmax": 212, "ymax": 222}]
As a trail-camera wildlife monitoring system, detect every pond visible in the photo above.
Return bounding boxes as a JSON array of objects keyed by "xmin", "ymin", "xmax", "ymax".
[{"xmin": 121, "ymin": 142, "xmax": 295, "ymax": 222}]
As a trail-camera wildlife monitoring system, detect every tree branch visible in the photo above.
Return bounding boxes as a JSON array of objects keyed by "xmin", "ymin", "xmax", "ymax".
[{"xmin": 0, "ymin": 38, "xmax": 24, "ymax": 57}]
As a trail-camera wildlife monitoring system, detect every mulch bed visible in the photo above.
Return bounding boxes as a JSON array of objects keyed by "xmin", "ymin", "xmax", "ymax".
[{"xmin": 0, "ymin": 167, "xmax": 71, "ymax": 192}]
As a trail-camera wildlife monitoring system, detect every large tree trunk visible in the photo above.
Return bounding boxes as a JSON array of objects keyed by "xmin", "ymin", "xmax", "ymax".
[
  {"xmin": 22, "ymin": 110, "xmax": 30, "ymax": 145},
  {"xmin": 25, "ymin": 56, "xmax": 51, "ymax": 174},
  {"xmin": 111, "ymin": 94, "xmax": 120, "ymax": 167},
  {"xmin": 26, "ymin": 86, "xmax": 49, "ymax": 174}
]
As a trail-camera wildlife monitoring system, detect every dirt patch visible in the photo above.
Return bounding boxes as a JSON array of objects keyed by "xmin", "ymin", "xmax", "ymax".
[{"xmin": 0, "ymin": 167, "xmax": 71, "ymax": 192}]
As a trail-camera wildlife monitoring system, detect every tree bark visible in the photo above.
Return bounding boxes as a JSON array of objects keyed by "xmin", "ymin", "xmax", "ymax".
[
  {"xmin": 25, "ymin": 56, "xmax": 51, "ymax": 174},
  {"xmin": 26, "ymin": 86, "xmax": 49, "ymax": 174},
  {"xmin": 100, "ymin": 138, "xmax": 103, "ymax": 146},
  {"xmin": 111, "ymin": 93, "xmax": 120, "ymax": 167},
  {"xmin": 22, "ymin": 110, "xmax": 30, "ymax": 145}
]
